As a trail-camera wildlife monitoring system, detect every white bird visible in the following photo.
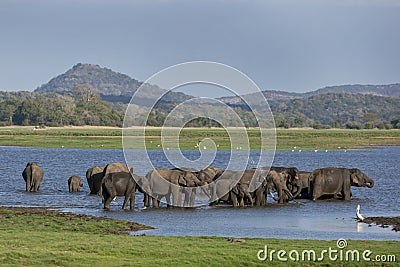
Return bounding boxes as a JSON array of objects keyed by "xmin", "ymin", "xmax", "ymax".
[{"xmin": 356, "ymin": 204, "xmax": 365, "ymax": 221}]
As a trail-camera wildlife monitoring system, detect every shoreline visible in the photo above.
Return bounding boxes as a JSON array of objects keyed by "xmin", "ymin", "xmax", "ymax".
[
  {"xmin": 0, "ymin": 126, "xmax": 399, "ymax": 150},
  {"xmin": 1, "ymin": 206, "xmax": 399, "ymax": 237}
]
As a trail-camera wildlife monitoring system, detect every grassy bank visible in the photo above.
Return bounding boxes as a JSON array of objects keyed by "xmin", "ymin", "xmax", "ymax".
[
  {"xmin": 0, "ymin": 207, "xmax": 398, "ymax": 267},
  {"xmin": 0, "ymin": 126, "xmax": 399, "ymax": 150}
]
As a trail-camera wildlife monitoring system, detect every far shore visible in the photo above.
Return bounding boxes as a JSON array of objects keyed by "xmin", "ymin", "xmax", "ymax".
[{"xmin": 0, "ymin": 126, "xmax": 399, "ymax": 150}]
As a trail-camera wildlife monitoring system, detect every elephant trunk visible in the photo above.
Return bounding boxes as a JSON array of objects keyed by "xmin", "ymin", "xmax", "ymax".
[
  {"xmin": 283, "ymin": 188, "xmax": 295, "ymax": 201},
  {"xmin": 366, "ymin": 177, "xmax": 374, "ymax": 188}
]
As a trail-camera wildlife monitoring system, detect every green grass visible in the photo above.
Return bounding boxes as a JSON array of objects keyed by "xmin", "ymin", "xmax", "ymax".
[
  {"xmin": 0, "ymin": 126, "xmax": 399, "ymax": 150},
  {"xmin": 0, "ymin": 207, "xmax": 398, "ymax": 266}
]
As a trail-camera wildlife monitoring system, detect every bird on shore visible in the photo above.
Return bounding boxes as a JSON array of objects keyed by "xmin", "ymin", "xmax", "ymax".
[{"xmin": 356, "ymin": 204, "xmax": 365, "ymax": 221}]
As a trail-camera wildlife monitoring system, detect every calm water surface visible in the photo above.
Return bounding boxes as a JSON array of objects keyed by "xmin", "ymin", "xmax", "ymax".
[{"xmin": 0, "ymin": 146, "xmax": 399, "ymax": 240}]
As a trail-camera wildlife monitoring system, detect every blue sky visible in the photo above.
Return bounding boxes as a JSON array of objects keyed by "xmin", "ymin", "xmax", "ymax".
[{"xmin": 1, "ymin": 0, "xmax": 399, "ymax": 95}]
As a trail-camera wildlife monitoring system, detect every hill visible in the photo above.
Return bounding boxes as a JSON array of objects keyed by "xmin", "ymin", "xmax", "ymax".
[
  {"xmin": 305, "ymin": 84, "xmax": 400, "ymax": 98},
  {"xmin": 34, "ymin": 63, "xmax": 192, "ymax": 104},
  {"xmin": 269, "ymin": 93, "xmax": 400, "ymax": 128},
  {"xmin": 219, "ymin": 84, "xmax": 400, "ymax": 104},
  {"xmin": 35, "ymin": 63, "xmax": 142, "ymax": 95}
]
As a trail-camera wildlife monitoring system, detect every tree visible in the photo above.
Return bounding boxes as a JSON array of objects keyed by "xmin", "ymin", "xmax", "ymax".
[
  {"xmin": 391, "ymin": 116, "xmax": 400, "ymax": 129},
  {"xmin": 71, "ymin": 84, "xmax": 101, "ymax": 104}
]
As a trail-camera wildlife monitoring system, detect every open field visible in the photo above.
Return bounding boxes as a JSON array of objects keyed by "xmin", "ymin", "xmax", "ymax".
[
  {"xmin": 0, "ymin": 126, "xmax": 399, "ymax": 150},
  {"xmin": 0, "ymin": 207, "xmax": 398, "ymax": 267}
]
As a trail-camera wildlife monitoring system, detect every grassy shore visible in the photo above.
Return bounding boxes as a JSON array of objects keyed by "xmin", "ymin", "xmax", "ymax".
[
  {"xmin": 0, "ymin": 126, "xmax": 399, "ymax": 150},
  {"xmin": 0, "ymin": 207, "xmax": 398, "ymax": 267}
]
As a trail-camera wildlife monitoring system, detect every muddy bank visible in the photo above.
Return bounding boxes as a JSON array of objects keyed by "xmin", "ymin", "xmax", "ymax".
[
  {"xmin": 364, "ymin": 217, "xmax": 400, "ymax": 232},
  {"xmin": 0, "ymin": 206, "xmax": 153, "ymax": 234}
]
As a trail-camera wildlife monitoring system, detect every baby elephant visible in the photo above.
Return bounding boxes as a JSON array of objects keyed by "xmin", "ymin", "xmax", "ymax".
[
  {"xmin": 102, "ymin": 172, "xmax": 136, "ymax": 210},
  {"xmin": 68, "ymin": 175, "xmax": 83, "ymax": 193}
]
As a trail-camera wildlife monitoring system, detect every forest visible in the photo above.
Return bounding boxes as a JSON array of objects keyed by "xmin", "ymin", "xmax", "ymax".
[{"xmin": 1, "ymin": 86, "xmax": 399, "ymax": 129}]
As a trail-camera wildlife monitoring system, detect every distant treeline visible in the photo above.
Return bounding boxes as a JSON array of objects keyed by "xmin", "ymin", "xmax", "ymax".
[
  {"xmin": 0, "ymin": 87, "xmax": 124, "ymax": 127},
  {"xmin": 0, "ymin": 89, "xmax": 399, "ymax": 129}
]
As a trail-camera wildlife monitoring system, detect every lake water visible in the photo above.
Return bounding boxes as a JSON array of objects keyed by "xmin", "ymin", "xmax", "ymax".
[{"xmin": 0, "ymin": 146, "xmax": 399, "ymax": 241}]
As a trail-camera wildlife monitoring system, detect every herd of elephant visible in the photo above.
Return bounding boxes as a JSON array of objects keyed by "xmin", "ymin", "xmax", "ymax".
[{"xmin": 21, "ymin": 161, "xmax": 375, "ymax": 210}]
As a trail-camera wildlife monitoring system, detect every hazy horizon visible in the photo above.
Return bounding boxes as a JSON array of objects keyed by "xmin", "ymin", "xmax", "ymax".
[{"xmin": 1, "ymin": 0, "xmax": 399, "ymax": 94}]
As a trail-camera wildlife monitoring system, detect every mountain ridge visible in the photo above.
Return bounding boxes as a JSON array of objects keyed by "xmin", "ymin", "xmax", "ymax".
[{"xmin": 34, "ymin": 63, "xmax": 400, "ymax": 101}]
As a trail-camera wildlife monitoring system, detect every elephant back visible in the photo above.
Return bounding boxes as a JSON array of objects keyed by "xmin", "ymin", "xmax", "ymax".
[{"xmin": 102, "ymin": 162, "xmax": 130, "ymax": 177}]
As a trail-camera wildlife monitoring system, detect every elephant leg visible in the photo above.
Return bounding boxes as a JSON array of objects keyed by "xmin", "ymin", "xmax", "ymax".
[
  {"xmin": 165, "ymin": 193, "xmax": 171, "ymax": 207},
  {"xmin": 122, "ymin": 195, "xmax": 130, "ymax": 209},
  {"xmin": 143, "ymin": 194, "xmax": 150, "ymax": 208},
  {"xmin": 172, "ymin": 190, "xmax": 181, "ymax": 207},
  {"xmin": 178, "ymin": 190, "xmax": 183, "ymax": 207},
  {"xmin": 342, "ymin": 188, "xmax": 351, "ymax": 201},
  {"xmin": 245, "ymin": 192, "xmax": 254, "ymax": 206},
  {"xmin": 152, "ymin": 197, "xmax": 159, "ymax": 208},
  {"xmin": 130, "ymin": 191, "xmax": 135, "ymax": 210},
  {"xmin": 32, "ymin": 180, "xmax": 38, "ymax": 192},
  {"xmin": 104, "ymin": 195, "xmax": 113, "ymax": 210},
  {"xmin": 26, "ymin": 178, "xmax": 31, "ymax": 192},
  {"xmin": 183, "ymin": 188, "xmax": 190, "ymax": 207},
  {"xmin": 239, "ymin": 197, "xmax": 245, "ymax": 207},
  {"xmin": 189, "ymin": 188, "xmax": 196, "ymax": 207},
  {"xmin": 231, "ymin": 193, "xmax": 239, "ymax": 207}
]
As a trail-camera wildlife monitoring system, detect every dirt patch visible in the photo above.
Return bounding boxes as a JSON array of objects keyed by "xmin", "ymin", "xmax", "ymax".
[
  {"xmin": 0, "ymin": 206, "xmax": 153, "ymax": 234},
  {"xmin": 363, "ymin": 217, "xmax": 400, "ymax": 232}
]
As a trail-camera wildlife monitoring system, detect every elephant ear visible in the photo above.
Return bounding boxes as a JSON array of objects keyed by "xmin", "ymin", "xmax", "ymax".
[
  {"xmin": 231, "ymin": 185, "xmax": 239, "ymax": 195},
  {"xmin": 350, "ymin": 173, "xmax": 359, "ymax": 185}
]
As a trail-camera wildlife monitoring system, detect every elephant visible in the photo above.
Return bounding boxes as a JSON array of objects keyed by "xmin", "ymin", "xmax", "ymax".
[
  {"xmin": 86, "ymin": 166, "xmax": 104, "ymax": 195},
  {"xmin": 101, "ymin": 171, "xmax": 136, "ymax": 210},
  {"xmin": 22, "ymin": 162, "xmax": 44, "ymax": 192},
  {"xmin": 177, "ymin": 166, "xmax": 221, "ymax": 207},
  {"xmin": 311, "ymin": 168, "xmax": 374, "ymax": 201},
  {"xmin": 210, "ymin": 169, "xmax": 262, "ymax": 207},
  {"xmin": 89, "ymin": 162, "xmax": 131, "ymax": 196},
  {"xmin": 134, "ymin": 175, "xmax": 151, "ymax": 208},
  {"xmin": 270, "ymin": 166, "xmax": 299, "ymax": 203},
  {"xmin": 290, "ymin": 171, "xmax": 312, "ymax": 199},
  {"xmin": 253, "ymin": 169, "xmax": 295, "ymax": 205},
  {"xmin": 208, "ymin": 174, "xmax": 241, "ymax": 206},
  {"xmin": 68, "ymin": 175, "xmax": 83, "ymax": 192},
  {"xmin": 196, "ymin": 166, "xmax": 222, "ymax": 184},
  {"xmin": 146, "ymin": 168, "xmax": 188, "ymax": 208}
]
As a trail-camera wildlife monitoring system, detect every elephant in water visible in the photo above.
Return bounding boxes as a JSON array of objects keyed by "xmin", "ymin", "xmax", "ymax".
[
  {"xmin": 102, "ymin": 171, "xmax": 137, "ymax": 210},
  {"xmin": 177, "ymin": 166, "xmax": 221, "ymax": 207},
  {"xmin": 253, "ymin": 169, "xmax": 295, "ymax": 205},
  {"xmin": 290, "ymin": 171, "xmax": 312, "ymax": 199},
  {"xmin": 270, "ymin": 166, "xmax": 299, "ymax": 203},
  {"xmin": 312, "ymin": 168, "xmax": 374, "ymax": 201},
  {"xmin": 68, "ymin": 175, "xmax": 83, "ymax": 193},
  {"xmin": 22, "ymin": 162, "xmax": 44, "ymax": 192},
  {"xmin": 146, "ymin": 168, "xmax": 188, "ymax": 208},
  {"xmin": 86, "ymin": 166, "xmax": 104, "ymax": 195},
  {"xmin": 134, "ymin": 175, "xmax": 151, "ymax": 208},
  {"xmin": 210, "ymin": 169, "xmax": 263, "ymax": 207},
  {"xmin": 87, "ymin": 162, "xmax": 131, "ymax": 196}
]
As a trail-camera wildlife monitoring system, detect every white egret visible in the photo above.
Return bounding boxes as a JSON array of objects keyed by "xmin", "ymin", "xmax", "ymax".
[{"xmin": 356, "ymin": 204, "xmax": 365, "ymax": 221}]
